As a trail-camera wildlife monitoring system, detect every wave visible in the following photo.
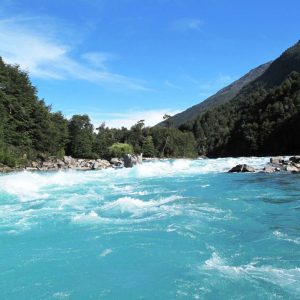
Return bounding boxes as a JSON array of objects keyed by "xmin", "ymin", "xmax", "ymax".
[
  {"xmin": 0, "ymin": 157, "xmax": 272, "ymax": 200},
  {"xmin": 203, "ymin": 252, "xmax": 300, "ymax": 293},
  {"xmin": 72, "ymin": 195, "xmax": 183, "ymax": 225},
  {"xmin": 101, "ymin": 195, "xmax": 181, "ymax": 214},
  {"xmin": 273, "ymin": 230, "xmax": 300, "ymax": 245}
]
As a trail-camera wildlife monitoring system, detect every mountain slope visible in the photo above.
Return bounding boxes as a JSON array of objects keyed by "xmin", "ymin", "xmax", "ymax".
[
  {"xmin": 180, "ymin": 40, "xmax": 300, "ymax": 157},
  {"xmin": 158, "ymin": 61, "xmax": 271, "ymax": 128}
]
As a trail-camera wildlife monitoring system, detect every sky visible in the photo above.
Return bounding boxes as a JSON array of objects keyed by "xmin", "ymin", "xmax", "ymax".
[{"xmin": 0, "ymin": 0, "xmax": 300, "ymax": 128}]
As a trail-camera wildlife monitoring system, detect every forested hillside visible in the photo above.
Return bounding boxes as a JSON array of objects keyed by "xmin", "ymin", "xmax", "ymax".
[
  {"xmin": 0, "ymin": 58, "xmax": 196, "ymax": 166},
  {"xmin": 158, "ymin": 62, "xmax": 271, "ymax": 128},
  {"xmin": 1, "ymin": 41, "xmax": 300, "ymax": 166},
  {"xmin": 180, "ymin": 41, "xmax": 300, "ymax": 157}
]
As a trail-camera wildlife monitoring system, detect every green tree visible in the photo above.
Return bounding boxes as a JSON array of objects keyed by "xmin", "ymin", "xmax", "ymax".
[
  {"xmin": 142, "ymin": 136, "xmax": 156, "ymax": 157},
  {"xmin": 67, "ymin": 115, "xmax": 94, "ymax": 158}
]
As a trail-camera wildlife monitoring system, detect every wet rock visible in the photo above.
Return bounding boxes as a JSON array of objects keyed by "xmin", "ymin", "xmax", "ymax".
[
  {"xmin": 110, "ymin": 158, "xmax": 123, "ymax": 166},
  {"xmin": 289, "ymin": 156, "xmax": 300, "ymax": 164},
  {"xmin": 31, "ymin": 161, "xmax": 40, "ymax": 168},
  {"xmin": 270, "ymin": 157, "xmax": 284, "ymax": 164},
  {"xmin": 284, "ymin": 165, "xmax": 300, "ymax": 173},
  {"xmin": 91, "ymin": 162, "xmax": 98, "ymax": 170},
  {"xmin": 63, "ymin": 156, "xmax": 76, "ymax": 167},
  {"xmin": 124, "ymin": 154, "xmax": 143, "ymax": 168},
  {"xmin": 228, "ymin": 164, "xmax": 255, "ymax": 173},
  {"xmin": 56, "ymin": 159, "xmax": 65, "ymax": 168},
  {"xmin": 263, "ymin": 165, "xmax": 276, "ymax": 173},
  {"xmin": 25, "ymin": 167, "xmax": 39, "ymax": 171},
  {"xmin": 0, "ymin": 164, "xmax": 13, "ymax": 173}
]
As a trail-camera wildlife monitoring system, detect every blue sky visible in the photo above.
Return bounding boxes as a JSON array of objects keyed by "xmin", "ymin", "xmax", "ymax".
[{"xmin": 0, "ymin": 0, "xmax": 299, "ymax": 127}]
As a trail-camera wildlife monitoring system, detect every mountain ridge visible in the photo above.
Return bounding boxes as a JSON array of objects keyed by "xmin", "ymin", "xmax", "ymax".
[
  {"xmin": 180, "ymin": 40, "xmax": 300, "ymax": 157},
  {"xmin": 158, "ymin": 61, "xmax": 272, "ymax": 128}
]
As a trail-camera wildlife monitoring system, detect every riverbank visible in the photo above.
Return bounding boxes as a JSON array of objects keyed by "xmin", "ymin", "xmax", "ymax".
[
  {"xmin": 228, "ymin": 156, "xmax": 300, "ymax": 173},
  {"xmin": 1, "ymin": 155, "xmax": 300, "ymax": 174},
  {"xmin": 0, "ymin": 154, "xmax": 146, "ymax": 173}
]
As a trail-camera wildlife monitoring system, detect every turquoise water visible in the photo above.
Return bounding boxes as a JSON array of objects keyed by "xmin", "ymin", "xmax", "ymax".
[{"xmin": 1, "ymin": 158, "xmax": 300, "ymax": 299}]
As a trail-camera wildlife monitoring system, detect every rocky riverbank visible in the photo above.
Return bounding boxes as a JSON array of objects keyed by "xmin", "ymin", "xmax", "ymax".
[
  {"xmin": 0, "ymin": 154, "xmax": 143, "ymax": 173},
  {"xmin": 228, "ymin": 156, "xmax": 300, "ymax": 173}
]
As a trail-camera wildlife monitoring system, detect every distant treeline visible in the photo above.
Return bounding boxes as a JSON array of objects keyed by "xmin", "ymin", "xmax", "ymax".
[{"xmin": 0, "ymin": 58, "xmax": 197, "ymax": 167}]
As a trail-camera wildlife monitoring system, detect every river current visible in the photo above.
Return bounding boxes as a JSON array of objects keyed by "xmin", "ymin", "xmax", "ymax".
[{"xmin": 1, "ymin": 157, "xmax": 300, "ymax": 299}]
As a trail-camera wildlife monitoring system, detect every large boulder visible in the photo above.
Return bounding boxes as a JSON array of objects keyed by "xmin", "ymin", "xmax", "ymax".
[
  {"xmin": 123, "ymin": 154, "xmax": 143, "ymax": 168},
  {"xmin": 228, "ymin": 164, "xmax": 256, "ymax": 173},
  {"xmin": 63, "ymin": 156, "xmax": 76, "ymax": 167},
  {"xmin": 285, "ymin": 165, "xmax": 300, "ymax": 173}
]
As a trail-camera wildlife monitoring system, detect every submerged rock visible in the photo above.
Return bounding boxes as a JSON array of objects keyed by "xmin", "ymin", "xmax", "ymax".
[{"xmin": 228, "ymin": 164, "xmax": 256, "ymax": 173}]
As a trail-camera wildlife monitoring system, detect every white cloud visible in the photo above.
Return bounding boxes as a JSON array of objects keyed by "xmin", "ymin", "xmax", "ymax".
[
  {"xmin": 172, "ymin": 18, "xmax": 204, "ymax": 31},
  {"xmin": 0, "ymin": 18, "xmax": 148, "ymax": 90},
  {"xmin": 67, "ymin": 109, "xmax": 181, "ymax": 129}
]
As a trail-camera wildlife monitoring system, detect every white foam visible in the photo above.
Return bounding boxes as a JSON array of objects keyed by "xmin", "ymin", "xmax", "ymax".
[
  {"xmin": 0, "ymin": 157, "xmax": 273, "ymax": 200},
  {"xmin": 99, "ymin": 248, "xmax": 113, "ymax": 257},
  {"xmin": 273, "ymin": 230, "xmax": 300, "ymax": 245},
  {"xmin": 101, "ymin": 195, "xmax": 182, "ymax": 215},
  {"xmin": 203, "ymin": 252, "xmax": 300, "ymax": 292}
]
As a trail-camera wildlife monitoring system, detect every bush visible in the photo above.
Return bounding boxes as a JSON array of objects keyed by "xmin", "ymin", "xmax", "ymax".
[{"xmin": 108, "ymin": 143, "xmax": 134, "ymax": 158}]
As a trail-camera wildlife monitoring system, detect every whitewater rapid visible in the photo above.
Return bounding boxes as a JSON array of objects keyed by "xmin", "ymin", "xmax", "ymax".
[{"xmin": 1, "ymin": 157, "xmax": 299, "ymax": 299}]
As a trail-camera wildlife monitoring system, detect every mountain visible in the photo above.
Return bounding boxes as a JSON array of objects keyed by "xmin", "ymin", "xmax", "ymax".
[
  {"xmin": 158, "ymin": 61, "xmax": 272, "ymax": 128},
  {"xmin": 180, "ymin": 40, "xmax": 300, "ymax": 157}
]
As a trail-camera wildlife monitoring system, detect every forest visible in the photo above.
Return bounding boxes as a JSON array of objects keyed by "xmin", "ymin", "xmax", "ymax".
[
  {"xmin": 179, "ymin": 41, "xmax": 300, "ymax": 157},
  {"xmin": 1, "ymin": 41, "xmax": 300, "ymax": 167},
  {"xmin": 0, "ymin": 57, "xmax": 197, "ymax": 167}
]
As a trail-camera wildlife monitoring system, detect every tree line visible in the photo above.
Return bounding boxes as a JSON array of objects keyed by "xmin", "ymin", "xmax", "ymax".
[{"xmin": 0, "ymin": 58, "xmax": 197, "ymax": 167}]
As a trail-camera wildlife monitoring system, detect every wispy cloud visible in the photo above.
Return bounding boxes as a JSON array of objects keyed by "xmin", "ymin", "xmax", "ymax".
[
  {"xmin": 172, "ymin": 17, "xmax": 204, "ymax": 32},
  {"xmin": 66, "ymin": 108, "xmax": 181, "ymax": 128},
  {"xmin": 0, "ymin": 17, "xmax": 148, "ymax": 90},
  {"xmin": 82, "ymin": 52, "xmax": 116, "ymax": 70},
  {"xmin": 180, "ymin": 72, "xmax": 234, "ymax": 99},
  {"xmin": 182, "ymin": 72, "xmax": 233, "ymax": 90},
  {"xmin": 164, "ymin": 80, "xmax": 182, "ymax": 90}
]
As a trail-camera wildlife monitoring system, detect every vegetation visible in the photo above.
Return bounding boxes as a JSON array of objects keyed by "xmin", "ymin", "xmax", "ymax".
[
  {"xmin": 0, "ymin": 57, "xmax": 197, "ymax": 166},
  {"xmin": 1, "ymin": 40, "xmax": 300, "ymax": 166},
  {"xmin": 158, "ymin": 62, "xmax": 271, "ymax": 128},
  {"xmin": 108, "ymin": 143, "xmax": 134, "ymax": 158},
  {"xmin": 180, "ymin": 41, "xmax": 300, "ymax": 157}
]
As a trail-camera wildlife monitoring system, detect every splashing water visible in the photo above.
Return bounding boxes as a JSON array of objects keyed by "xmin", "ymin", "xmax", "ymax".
[{"xmin": 0, "ymin": 158, "xmax": 299, "ymax": 299}]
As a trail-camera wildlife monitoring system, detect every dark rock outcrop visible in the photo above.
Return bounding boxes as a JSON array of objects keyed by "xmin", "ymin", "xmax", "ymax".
[
  {"xmin": 123, "ymin": 154, "xmax": 143, "ymax": 168},
  {"xmin": 228, "ymin": 164, "xmax": 256, "ymax": 173}
]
